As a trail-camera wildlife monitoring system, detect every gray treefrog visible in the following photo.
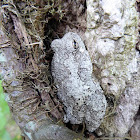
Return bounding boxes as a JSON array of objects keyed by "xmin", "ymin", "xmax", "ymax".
[{"xmin": 51, "ymin": 32, "xmax": 107, "ymax": 132}]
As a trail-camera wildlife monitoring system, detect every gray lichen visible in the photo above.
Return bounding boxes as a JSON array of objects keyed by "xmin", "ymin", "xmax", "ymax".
[
  {"xmin": 86, "ymin": 0, "xmax": 139, "ymax": 136},
  {"xmin": 86, "ymin": 0, "xmax": 138, "ymax": 96},
  {"xmin": 51, "ymin": 32, "xmax": 107, "ymax": 132}
]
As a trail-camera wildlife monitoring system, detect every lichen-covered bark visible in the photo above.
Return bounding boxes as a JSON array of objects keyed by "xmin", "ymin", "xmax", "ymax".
[
  {"xmin": 130, "ymin": 115, "xmax": 140, "ymax": 140},
  {"xmin": 86, "ymin": 0, "xmax": 140, "ymax": 137},
  {"xmin": 0, "ymin": 30, "xmax": 87, "ymax": 140},
  {"xmin": 0, "ymin": 0, "xmax": 140, "ymax": 139},
  {"xmin": 0, "ymin": 1, "xmax": 86, "ymax": 140}
]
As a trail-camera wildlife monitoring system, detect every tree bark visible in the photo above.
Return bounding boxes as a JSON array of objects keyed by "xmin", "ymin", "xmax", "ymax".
[
  {"xmin": 0, "ymin": 0, "xmax": 139, "ymax": 140},
  {"xmin": 86, "ymin": 0, "xmax": 140, "ymax": 137},
  {"xmin": 0, "ymin": 1, "xmax": 86, "ymax": 139}
]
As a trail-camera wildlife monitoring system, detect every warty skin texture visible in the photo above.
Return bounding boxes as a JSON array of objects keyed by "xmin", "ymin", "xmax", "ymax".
[{"xmin": 51, "ymin": 32, "xmax": 107, "ymax": 132}]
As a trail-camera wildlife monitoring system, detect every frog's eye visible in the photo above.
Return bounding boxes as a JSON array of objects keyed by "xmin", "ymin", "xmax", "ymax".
[{"xmin": 73, "ymin": 40, "xmax": 79, "ymax": 49}]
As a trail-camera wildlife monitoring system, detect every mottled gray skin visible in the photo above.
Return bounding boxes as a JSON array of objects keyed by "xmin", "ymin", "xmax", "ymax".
[{"xmin": 51, "ymin": 32, "xmax": 107, "ymax": 132}]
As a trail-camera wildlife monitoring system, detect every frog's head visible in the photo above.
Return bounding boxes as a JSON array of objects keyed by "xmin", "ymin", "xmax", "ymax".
[
  {"xmin": 63, "ymin": 32, "xmax": 86, "ymax": 53},
  {"xmin": 51, "ymin": 32, "xmax": 86, "ymax": 53},
  {"xmin": 51, "ymin": 38, "xmax": 62, "ymax": 52}
]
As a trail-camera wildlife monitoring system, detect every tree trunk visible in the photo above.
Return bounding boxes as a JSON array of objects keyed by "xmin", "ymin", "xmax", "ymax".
[
  {"xmin": 86, "ymin": 0, "xmax": 140, "ymax": 138},
  {"xmin": 0, "ymin": 0, "xmax": 139, "ymax": 140}
]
